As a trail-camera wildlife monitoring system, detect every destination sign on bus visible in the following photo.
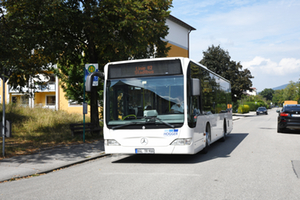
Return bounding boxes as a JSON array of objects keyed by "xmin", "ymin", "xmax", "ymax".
[{"xmin": 108, "ymin": 60, "xmax": 182, "ymax": 79}]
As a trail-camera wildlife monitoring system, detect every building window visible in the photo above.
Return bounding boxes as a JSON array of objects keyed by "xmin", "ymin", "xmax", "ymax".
[
  {"xmin": 48, "ymin": 74, "xmax": 56, "ymax": 83},
  {"xmin": 46, "ymin": 95, "xmax": 56, "ymax": 106},
  {"xmin": 12, "ymin": 96, "xmax": 17, "ymax": 103},
  {"xmin": 21, "ymin": 96, "xmax": 29, "ymax": 105}
]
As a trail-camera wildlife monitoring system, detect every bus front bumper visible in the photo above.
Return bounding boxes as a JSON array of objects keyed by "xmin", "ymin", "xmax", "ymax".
[{"xmin": 105, "ymin": 144, "xmax": 197, "ymax": 155}]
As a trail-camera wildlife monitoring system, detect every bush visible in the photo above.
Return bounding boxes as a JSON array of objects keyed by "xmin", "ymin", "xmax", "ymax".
[
  {"xmin": 243, "ymin": 101, "xmax": 269, "ymax": 111},
  {"xmin": 244, "ymin": 102, "xmax": 257, "ymax": 111},
  {"xmin": 238, "ymin": 105, "xmax": 250, "ymax": 113}
]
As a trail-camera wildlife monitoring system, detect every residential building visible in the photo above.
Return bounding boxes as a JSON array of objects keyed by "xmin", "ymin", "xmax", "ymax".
[
  {"xmin": 243, "ymin": 87, "xmax": 257, "ymax": 96},
  {"xmin": 164, "ymin": 15, "xmax": 196, "ymax": 58}
]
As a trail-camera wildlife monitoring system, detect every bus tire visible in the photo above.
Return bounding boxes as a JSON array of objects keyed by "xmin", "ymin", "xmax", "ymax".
[
  {"xmin": 202, "ymin": 123, "xmax": 211, "ymax": 154},
  {"xmin": 221, "ymin": 120, "xmax": 227, "ymax": 142}
]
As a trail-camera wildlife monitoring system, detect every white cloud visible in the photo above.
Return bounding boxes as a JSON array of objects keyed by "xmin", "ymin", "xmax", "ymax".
[
  {"xmin": 242, "ymin": 57, "xmax": 300, "ymax": 76},
  {"xmin": 183, "ymin": 0, "xmax": 300, "ymax": 62},
  {"xmin": 279, "ymin": 58, "xmax": 300, "ymax": 74},
  {"xmin": 171, "ymin": 0, "xmax": 300, "ymax": 90}
]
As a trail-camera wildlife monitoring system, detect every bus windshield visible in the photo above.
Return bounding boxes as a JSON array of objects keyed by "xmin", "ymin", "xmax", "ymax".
[{"xmin": 106, "ymin": 75, "xmax": 184, "ymax": 128}]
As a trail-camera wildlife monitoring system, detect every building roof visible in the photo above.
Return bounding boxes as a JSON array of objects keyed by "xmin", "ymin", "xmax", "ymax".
[{"xmin": 168, "ymin": 15, "xmax": 196, "ymax": 31}]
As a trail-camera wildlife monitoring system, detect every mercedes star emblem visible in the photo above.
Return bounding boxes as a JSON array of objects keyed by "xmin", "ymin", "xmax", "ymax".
[{"xmin": 140, "ymin": 137, "xmax": 148, "ymax": 145}]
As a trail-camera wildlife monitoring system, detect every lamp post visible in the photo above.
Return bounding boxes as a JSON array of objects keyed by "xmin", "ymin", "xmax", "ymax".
[
  {"xmin": 2, "ymin": 68, "xmax": 5, "ymax": 157},
  {"xmin": 2, "ymin": 67, "xmax": 11, "ymax": 157}
]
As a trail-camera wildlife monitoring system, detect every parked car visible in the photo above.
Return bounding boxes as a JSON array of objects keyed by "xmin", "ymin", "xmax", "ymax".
[
  {"xmin": 256, "ymin": 107, "xmax": 268, "ymax": 115},
  {"xmin": 277, "ymin": 104, "xmax": 300, "ymax": 133}
]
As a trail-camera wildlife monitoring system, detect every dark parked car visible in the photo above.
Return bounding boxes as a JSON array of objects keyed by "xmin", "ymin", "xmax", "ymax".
[
  {"xmin": 256, "ymin": 107, "xmax": 268, "ymax": 115},
  {"xmin": 277, "ymin": 104, "xmax": 300, "ymax": 133}
]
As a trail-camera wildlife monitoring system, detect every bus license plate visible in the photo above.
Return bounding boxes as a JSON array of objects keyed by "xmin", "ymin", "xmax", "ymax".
[{"xmin": 135, "ymin": 148, "xmax": 155, "ymax": 154}]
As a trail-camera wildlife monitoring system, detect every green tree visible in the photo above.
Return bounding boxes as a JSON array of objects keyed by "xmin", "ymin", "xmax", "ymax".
[
  {"xmin": 296, "ymin": 80, "xmax": 300, "ymax": 103},
  {"xmin": 283, "ymin": 81, "xmax": 297, "ymax": 101},
  {"xmin": 260, "ymin": 88, "xmax": 274, "ymax": 101},
  {"xmin": 2, "ymin": 0, "xmax": 172, "ymax": 126},
  {"xmin": 200, "ymin": 45, "xmax": 254, "ymax": 102},
  {"xmin": 272, "ymin": 89, "xmax": 284, "ymax": 106},
  {"xmin": 0, "ymin": 4, "xmax": 52, "ymax": 92}
]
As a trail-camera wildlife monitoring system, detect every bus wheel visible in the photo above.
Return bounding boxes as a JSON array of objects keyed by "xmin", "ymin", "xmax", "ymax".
[
  {"xmin": 202, "ymin": 124, "xmax": 211, "ymax": 154},
  {"xmin": 221, "ymin": 120, "xmax": 227, "ymax": 142}
]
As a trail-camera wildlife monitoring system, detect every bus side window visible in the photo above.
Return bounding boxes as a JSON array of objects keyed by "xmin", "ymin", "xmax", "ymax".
[{"xmin": 187, "ymin": 81, "xmax": 200, "ymax": 128}]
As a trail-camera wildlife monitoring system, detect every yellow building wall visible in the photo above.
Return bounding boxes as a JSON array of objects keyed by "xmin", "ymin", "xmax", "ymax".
[
  {"xmin": 0, "ymin": 82, "xmax": 3, "ymax": 103},
  {"xmin": 58, "ymin": 83, "xmax": 83, "ymax": 114},
  {"xmin": 10, "ymin": 95, "xmax": 21, "ymax": 103},
  {"xmin": 1, "ymin": 82, "xmax": 11, "ymax": 104},
  {"xmin": 166, "ymin": 43, "xmax": 189, "ymax": 58},
  {"xmin": 34, "ymin": 92, "xmax": 55, "ymax": 106},
  {"xmin": 58, "ymin": 81, "xmax": 103, "ymax": 120},
  {"xmin": 58, "ymin": 82, "xmax": 101, "ymax": 116}
]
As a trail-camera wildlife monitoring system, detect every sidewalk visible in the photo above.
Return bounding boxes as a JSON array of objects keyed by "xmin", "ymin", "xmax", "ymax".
[{"xmin": 0, "ymin": 140, "xmax": 105, "ymax": 182}]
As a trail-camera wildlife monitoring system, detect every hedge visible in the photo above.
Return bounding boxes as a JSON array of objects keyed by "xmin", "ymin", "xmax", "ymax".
[
  {"xmin": 243, "ymin": 102, "xmax": 268, "ymax": 111},
  {"xmin": 238, "ymin": 105, "xmax": 250, "ymax": 113}
]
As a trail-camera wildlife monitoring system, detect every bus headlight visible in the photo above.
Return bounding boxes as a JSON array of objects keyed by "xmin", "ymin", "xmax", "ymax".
[
  {"xmin": 170, "ymin": 138, "xmax": 192, "ymax": 146},
  {"xmin": 105, "ymin": 139, "xmax": 121, "ymax": 146}
]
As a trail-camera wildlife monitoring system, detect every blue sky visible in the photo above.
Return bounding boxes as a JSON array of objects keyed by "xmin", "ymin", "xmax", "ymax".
[{"xmin": 170, "ymin": 0, "xmax": 300, "ymax": 92}]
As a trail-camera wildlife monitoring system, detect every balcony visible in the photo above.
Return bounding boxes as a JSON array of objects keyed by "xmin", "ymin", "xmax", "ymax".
[
  {"xmin": 9, "ymin": 86, "xmax": 29, "ymax": 94},
  {"xmin": 9, "ymin": 82, "xmax": 55, "ymax": 94},
  {"xmin": 35, "ymin": 82, "xmax": 55, "ymax": 92}
]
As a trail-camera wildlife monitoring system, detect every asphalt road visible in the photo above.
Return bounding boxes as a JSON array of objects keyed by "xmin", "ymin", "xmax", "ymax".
[{"xmin": 1, "ymin": 108, "xmax": 300, "ymax": 200}]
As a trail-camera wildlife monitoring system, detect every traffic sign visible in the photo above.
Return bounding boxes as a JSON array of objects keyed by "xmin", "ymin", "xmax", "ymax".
[{"xmin": 85, "ymin": 64, "xmax": 98, "ymax": 86}]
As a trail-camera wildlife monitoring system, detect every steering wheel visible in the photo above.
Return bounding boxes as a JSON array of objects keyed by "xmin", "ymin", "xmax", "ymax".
[
  {"xmin": 122, "ymin": 114, "xmax": 137, "ymax": 120},
  {"xmin": 172, "ymin": 110, "xmax": 183, "ymax": 114}
]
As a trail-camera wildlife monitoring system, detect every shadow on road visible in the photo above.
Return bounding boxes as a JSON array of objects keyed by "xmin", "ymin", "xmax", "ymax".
[{"xmin": 112, "ymin": 132, "xmax": 248, "ymax": 164}]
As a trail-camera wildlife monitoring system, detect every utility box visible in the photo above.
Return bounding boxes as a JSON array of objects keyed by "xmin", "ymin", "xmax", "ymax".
[{"xmin": 0, "ymin": 120, "xmax": 12, "ymax": 138}]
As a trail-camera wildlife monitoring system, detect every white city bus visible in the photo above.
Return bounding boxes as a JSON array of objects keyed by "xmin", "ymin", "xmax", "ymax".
[{"xmin": 88, "ymin": 57, "xmax": 233, "ymax": 154}]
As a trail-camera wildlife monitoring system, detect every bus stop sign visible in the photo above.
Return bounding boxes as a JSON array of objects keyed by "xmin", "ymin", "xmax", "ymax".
[{"xmin": 85, "ymin": 64, "xmax": 98, "ymax": 86}]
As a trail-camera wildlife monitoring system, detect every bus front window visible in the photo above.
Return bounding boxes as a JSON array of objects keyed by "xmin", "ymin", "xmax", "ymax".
[{"xmin": 106, "ymin": 75, "xmax": 184, "ymax": 128}]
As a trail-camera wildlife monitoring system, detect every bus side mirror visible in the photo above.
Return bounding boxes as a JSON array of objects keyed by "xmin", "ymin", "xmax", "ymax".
[
  {"xmin": 86, "ymin": 74, "xmax": 93, "ymax": 92},
  {"xmin": 192, "ymin": 78, "xmax": 200, "ymax": 96},
  {"xmin": 85, "ymin": 72, "xmax": 104, "ymax": 92}
]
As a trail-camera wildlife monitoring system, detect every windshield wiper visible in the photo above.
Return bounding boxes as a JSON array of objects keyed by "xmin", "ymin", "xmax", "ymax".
[
  {"xmin": 111, "ymin": 122, "xmax": 138, "ymax": 130},
  {"xmin": 142, "ymin": 116, "xmax": 175, "ymax": 129},
  {"xmin": 156, "ymin": 117, "xmax": 175, "ymax": 129}
]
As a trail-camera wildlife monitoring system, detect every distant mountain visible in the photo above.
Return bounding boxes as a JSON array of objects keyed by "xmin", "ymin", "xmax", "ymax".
[
  {"xmin": 272, "ymin": 81, "xmax": 299, "ymax": 91},
  {"xmin": 272, "ymin": 84, "xmax": 289, "ymax": 91}
]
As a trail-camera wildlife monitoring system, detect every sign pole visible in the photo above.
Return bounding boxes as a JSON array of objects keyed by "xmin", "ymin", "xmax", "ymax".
[
  {"xmin": 84, "ymin": 64, "xmax": 98, "ymax": 141},
  {"xmin": 83, "ymin": 65, "xmax": 86, "ymax": 143},
  {"xmin": 2, "ymin": 69, "xmax": 5, "ymax": 157}
]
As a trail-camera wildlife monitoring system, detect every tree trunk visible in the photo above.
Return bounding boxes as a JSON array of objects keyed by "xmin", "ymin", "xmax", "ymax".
[
  {"xmin": 90, "ymin": 86, "xmax": 99, "ymax": 128},
  {"xmin": 87, "ymin": 35, "xmax": 99, "ymax": 128}
]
